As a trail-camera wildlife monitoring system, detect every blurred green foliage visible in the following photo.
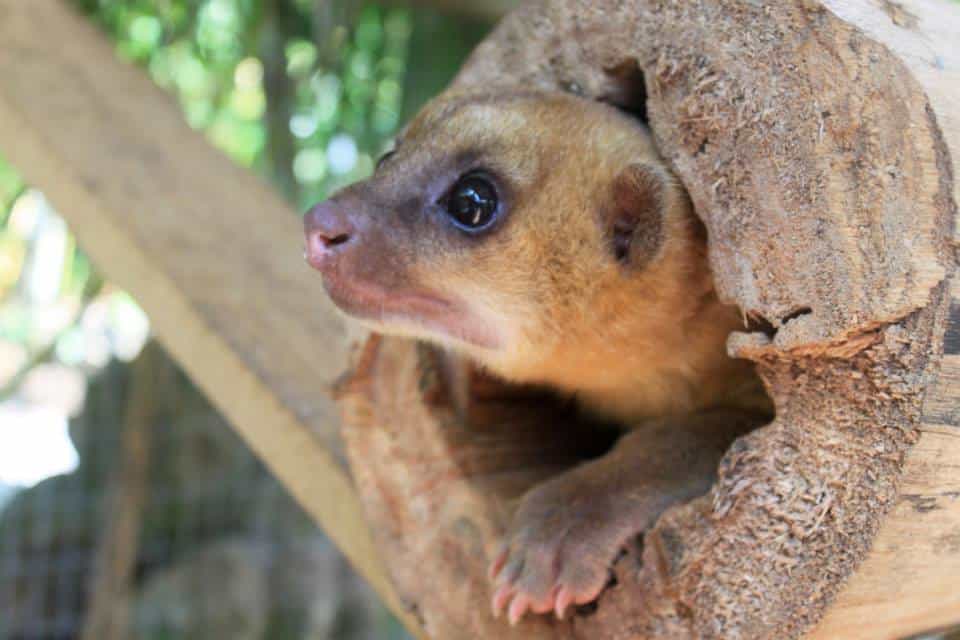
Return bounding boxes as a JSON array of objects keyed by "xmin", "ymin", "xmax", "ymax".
[
  {"xmin": 72, "ymin": 0, "xmax": 415, "ymax": 207},
  {"xmin": 0, "ymin": 0, "xmax": 486, "ymax": 388},
  {"xmin": 66, "ymin": 0, "xmax": 485, "ymax": 208}
]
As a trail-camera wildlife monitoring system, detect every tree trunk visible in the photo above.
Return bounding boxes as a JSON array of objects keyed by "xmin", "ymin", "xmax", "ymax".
[{"xmin": 337, "ymin": 1, "xmax": 960, "ymax": 638}]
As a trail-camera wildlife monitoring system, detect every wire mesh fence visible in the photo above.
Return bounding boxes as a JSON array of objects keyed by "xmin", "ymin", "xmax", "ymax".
[{"xmin": 0, "ymin": 344, "xmax": 408, "ymax": 640}]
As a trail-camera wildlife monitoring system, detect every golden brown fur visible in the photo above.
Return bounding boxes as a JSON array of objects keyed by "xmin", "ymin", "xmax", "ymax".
[
  {"xmin": 304, "ymin": 88, "xmax": 768, "ymax": 624},
  {"xmin": 393, "ymin": 90, "xmax": 759, "ymax": 422}
]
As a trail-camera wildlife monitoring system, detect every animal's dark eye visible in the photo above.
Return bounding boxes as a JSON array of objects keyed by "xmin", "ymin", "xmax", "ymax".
[
  {"xmin": 375, "ymin": 149, "xmax": 395, "ymax": 171},
  {"xmin": 444, "ymin": 173, "xmax": 499, "ymax": 231}
]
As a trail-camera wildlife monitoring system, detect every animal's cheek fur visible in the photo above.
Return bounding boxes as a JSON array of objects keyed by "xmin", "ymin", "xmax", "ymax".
[
  {"xmin": 439, "ymin": 264, "xmax": 542, "ymax": 337},
  {"xmin": 408, "ymin": 251, "xmax": 548, "ymax": 372}
]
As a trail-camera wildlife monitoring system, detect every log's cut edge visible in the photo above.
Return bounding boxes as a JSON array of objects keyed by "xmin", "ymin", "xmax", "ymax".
[
  {"xmin": 0, "ymin": 2, "xmax": 423, "ymax": 637},
  {"xmin": 809, "ymin": 2, "xmax": 960, "ymax": 636}
]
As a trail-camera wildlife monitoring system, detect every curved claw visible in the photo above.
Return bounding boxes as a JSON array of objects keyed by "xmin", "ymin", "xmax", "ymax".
[
  {"xmin": 508, "ymin": 593, "xmax": 531, "ymax": 626},
  {"xmin": 491, "ymin": 583, "xmax": 515, "ymax": 619},
  {"xmin": 488, "ymin": 547, "xmax": 509, "ymax": 581},
  {"xmin": 554, "ymin": 587, "xmax": 574, "ymax": 620}
]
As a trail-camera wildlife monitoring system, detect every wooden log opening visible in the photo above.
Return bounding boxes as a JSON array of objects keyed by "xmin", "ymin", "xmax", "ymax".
[
  {"xmin": 338, "ymin": 1, "xmax": 960, "ymax": 639},
  {"xmin": 0, "ymin": 1, "xmax": 958, "ymax": 639}
]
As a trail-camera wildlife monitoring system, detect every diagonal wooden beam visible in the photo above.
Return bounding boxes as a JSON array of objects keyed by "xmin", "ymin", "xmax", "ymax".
[{"xmin": 0, "ymin": 1, "xmax": 422, "ymax": 636}]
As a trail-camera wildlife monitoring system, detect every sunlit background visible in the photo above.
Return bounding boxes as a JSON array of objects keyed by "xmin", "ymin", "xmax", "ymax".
[{"xmin": 0, "ymin": 1, "xmax": 491, "ymax": 637}]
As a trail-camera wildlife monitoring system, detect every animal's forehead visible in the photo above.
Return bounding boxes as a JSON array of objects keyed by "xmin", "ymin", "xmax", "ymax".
[
  {"xmin": 386, "ymin": 91, "xmax": 617, "ymax": 190},
  {"xmin": 406, "ymin": 97, "xmax": 535, "ymax": 147}
]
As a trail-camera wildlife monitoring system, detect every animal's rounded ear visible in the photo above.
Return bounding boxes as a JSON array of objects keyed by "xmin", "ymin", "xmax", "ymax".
[{"xmin": 604, "ymin": 163, "xmax": 669, "ymax": 268}]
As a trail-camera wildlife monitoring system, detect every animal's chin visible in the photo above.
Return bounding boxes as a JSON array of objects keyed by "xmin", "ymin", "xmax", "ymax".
[{"xmin": 321, "ymin": 272, "xmax": 503, "ymax": 351}]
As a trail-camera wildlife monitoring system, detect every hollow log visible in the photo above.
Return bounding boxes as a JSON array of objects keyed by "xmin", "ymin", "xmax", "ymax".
[{"xmin": 337, "ymin": 1, "xmax": 960, "ymax": 638}]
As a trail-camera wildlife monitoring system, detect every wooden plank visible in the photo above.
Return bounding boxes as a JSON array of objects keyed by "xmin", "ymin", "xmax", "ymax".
[
  {"xmin": 0, "ymin": 1, "xmax": 421, "ymax": 636},
  {"xmin": 808, "ymin": 426, "xmax": 960, "ymax": 639}
]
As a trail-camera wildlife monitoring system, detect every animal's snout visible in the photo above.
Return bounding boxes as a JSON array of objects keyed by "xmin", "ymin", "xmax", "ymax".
[{"xmin": 303, "ymin": 201, "xmax": 356, "ymax": 270}]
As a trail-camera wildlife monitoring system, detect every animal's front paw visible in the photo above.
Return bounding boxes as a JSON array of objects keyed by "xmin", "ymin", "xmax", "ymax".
[
  {"xmin": 487, "ymin": 472, "xmax": 636, "ymax": 625},
  {"xmin": 486, "ymin": 416, "xmax": 736, "ymax": 625}
]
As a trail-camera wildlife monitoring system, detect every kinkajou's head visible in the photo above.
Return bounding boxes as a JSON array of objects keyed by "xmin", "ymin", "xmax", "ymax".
[{"xmin": 304, "ymin": 89, "xmax": 711, "ymax": 391}]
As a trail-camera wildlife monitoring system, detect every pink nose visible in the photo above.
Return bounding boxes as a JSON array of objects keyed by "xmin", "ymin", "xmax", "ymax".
[{"xmin": 303, "ymin": 201, "xmax": 355, "ymax": 270}]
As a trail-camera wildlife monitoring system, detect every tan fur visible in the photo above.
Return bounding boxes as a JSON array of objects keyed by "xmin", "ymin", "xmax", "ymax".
[
  {"xmin": 393, "ymin": 91, "xmax": 764, "ymax": 422},
  {"xmin": 307, "ymin": 88, "xmax": 766, "ymax": 421}
]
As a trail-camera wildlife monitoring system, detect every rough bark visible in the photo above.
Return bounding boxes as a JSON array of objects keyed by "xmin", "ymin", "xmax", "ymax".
[{"xmin": 337, "ymin": 1, "xmax": 959, "ymax": 638}]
